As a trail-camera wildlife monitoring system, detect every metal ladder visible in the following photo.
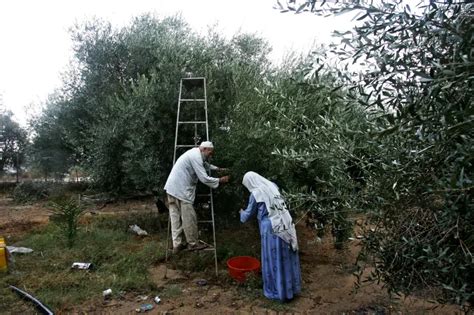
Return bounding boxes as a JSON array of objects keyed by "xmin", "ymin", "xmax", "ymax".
[{"xmin": 164, "ymin": 76, "xmax": 218, "ymax": 277}]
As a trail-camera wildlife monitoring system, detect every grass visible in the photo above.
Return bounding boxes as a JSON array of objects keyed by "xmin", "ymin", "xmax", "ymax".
[
  {"xmin": 260, "ymin": 299, "xmax": 292, "ymax": 312},
  {"xmin": 234, "ymin": 272, "xmax": 264, "ymax": 301},
  {"xmin": 160, "ymin": 284, "xmax": 183, "ymax": 298},
  {"xmin": 0, "ymin": 209, "xmax": 263, "ymax": 312},
  {"xmin": 0, "ymin": 213, "xmax": 166, "ymax": 312}
]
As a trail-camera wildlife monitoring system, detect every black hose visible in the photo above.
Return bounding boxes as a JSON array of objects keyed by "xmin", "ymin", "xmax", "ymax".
[{"xmin": 9, "ymin": 285, "xmax": 54, "ymax": 315}]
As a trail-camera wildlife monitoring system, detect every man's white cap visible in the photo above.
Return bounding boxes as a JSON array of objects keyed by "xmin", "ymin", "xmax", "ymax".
[{"xmin": 199, "ymin": 141, "xmax": 214, "ymax": 148}]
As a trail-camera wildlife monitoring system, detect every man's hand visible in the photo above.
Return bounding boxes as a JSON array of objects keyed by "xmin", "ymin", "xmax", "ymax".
[{"xmin": 219, "ymin": 175, "xmax": 230, "ymax": 184}]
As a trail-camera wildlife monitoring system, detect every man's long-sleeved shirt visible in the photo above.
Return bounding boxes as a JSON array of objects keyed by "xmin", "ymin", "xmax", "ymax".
[{"xmin": 164, "ymin": 148, "xmax": 219, "ymax": 203}]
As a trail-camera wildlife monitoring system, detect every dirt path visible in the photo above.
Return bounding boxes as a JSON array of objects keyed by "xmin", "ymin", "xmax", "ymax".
[
  {"xmin": 0, "ymin": 195, "xmax": 50, "ymax": 239},
  {"xmin": 0, "ymin": 194, "xmax": 156, "ymax": 239},
  {"xmin": 0, "ymin": 195, "xmax": 464, "ymax": 314}
]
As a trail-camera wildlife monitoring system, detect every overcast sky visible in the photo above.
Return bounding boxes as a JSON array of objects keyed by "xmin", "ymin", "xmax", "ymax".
[{"xmin": 0, "ymin": 0, "xmax": 356, "ymax": 126}]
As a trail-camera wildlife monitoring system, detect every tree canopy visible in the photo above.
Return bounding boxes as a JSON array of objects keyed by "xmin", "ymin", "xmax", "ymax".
[
  {"xmin": 32, "ymin": 14, "xmax": 271, "ymax": 195},
  {"xmin": 288, "ymin": 0, "xmax": 473, "ymax": 306}
]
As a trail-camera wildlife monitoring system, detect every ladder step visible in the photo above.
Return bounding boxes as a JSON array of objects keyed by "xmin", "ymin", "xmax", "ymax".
[
  {"xmin": 198, "ymin": 220, "xmax": 213, "ymax": 223},
  {"xmin": 180, "ymin": 99, "xmax": 206, "ymax": 102},
  {"xmin": 197, "ymin": 194, "xmax": 211, "ymax": 197},
  {"xmin": 166, "ymin": 245, "xmax": 215, "ymax": 252},
  {"xmin": 176, "ymin": 145, "xmax": 197, "ymax": 148},
  {"xmin": 178, "ymin": 121, "xmax": 207, "ymax": 124}
]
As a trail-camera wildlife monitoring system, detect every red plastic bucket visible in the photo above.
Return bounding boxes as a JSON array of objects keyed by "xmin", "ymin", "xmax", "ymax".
[{"xmin": 227, "ymin": 256, "xmax": 260, "ymax": 282}]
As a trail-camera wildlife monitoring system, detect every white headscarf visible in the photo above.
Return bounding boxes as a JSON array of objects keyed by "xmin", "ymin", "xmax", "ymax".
[{"xmin": 242, "ymin": 171, "xmax": 299, "ymax": 251}]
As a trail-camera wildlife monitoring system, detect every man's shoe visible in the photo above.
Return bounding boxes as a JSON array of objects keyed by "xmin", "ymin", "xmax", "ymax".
[
  {"xmin": 187, "ymin": 242, "xmax": 209, "ymax": 251},
  {"xmin": 172, "ymin": 243, "xmax": 187, "ymax": 254}
]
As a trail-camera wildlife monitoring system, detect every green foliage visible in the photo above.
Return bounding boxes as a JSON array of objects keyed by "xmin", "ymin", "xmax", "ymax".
[
  {"xmin": 0, "ymin": 111, "xmax": 27, "ymax": 176},
  {"xmin": 0, "ymin": 182, "xmax": 16, "ymax": 194},
  {"xmin": 12, "ymin": 181, "xmax": 87, "ymax": 203},
  {"xmin": 13, "ymin": 181, "xmax": 54, "ymax": 203},
  {"xmin": 49, "ymin": 196, "xmax": 85, "ymax": 247},
  {"xmin": 28, "ymin": 94, "xmax": 77, "ymax": 180},
  {"xmin": 31, "ymin": 14, "xmax": 271, "ymax": 196},
  {"xmin": 305, "ymin": 0, "xmax": 474, "ymax": 306},
  {"xmin": 216, "ymin": 53, "xmax": 370, "ymax": 247}
]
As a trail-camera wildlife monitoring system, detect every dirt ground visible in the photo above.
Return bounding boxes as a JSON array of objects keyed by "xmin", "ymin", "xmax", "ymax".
[{"xmin": 0, "ymin": 194, "xmax": 466, "ymax": 314}]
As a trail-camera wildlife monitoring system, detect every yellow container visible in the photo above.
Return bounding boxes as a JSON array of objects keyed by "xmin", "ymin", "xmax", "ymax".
[{"xmin": 0, "ymin": 237, "xmax": 7, "ymax": 272}]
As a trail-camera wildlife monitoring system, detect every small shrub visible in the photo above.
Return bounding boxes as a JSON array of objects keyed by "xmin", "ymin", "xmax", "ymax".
[
  {"xmin": 0, "ymin": 182, "xmax": 16, "ymax": 194},
  {"xmin": 12, "ymin": 181, "xmax": 50, "ymax": 203},
  {"xmin": 49, "ymin": 196, "xmax": 85, "ymax": 248},
  {"xmin": 12, "ymin": 181, "xmax": 90, "ymax": 203},
  {"xmin": 160, "ymin": 284, "xmax": 183, "ymax": 298}
]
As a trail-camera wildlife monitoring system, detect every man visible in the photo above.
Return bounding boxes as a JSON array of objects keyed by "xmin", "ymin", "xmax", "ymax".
[{"xmin": 164, "ymin": 141, "xmax": 229, "ymax": 253}]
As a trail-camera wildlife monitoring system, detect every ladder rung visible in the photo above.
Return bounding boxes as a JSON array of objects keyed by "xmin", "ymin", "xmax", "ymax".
[
  {"xmin": 176, "ymin": 145, "xmax": 197, "ymax": 148},
  {"xmin": 178, "ymin": 121, "xmax": 207, "ymax": 124},
  {"xmin": 182, "ymin": 77, "xmax": 205, "ymax": 80},
  {"xmin": 166, "ymin": 245, "xmax": 215, "ymax": 252},
  {"xmin": 198, "ymin": 220, "xmax": 213, "ymax": 223},
  {"xmin": 197, "ymin": 194, "xmax": 211, "ymax": 197},
  {"xmin": 180, "ymin": 99, "xmax": 206, "ymax": 102}
]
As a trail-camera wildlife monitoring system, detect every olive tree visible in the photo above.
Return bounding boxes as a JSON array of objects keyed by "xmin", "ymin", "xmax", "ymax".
[
  {"xmin": 289, "ymin": 0, "xmax": 473, "ymax": 306},
  {"xmin": 32, "ymin": 14, "xmax": 272, "ymax": 196}
]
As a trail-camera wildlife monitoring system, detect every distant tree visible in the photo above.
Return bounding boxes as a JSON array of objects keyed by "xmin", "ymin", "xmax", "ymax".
[
  {"xmin": 0, "ymin": 111, "xmax": 27, "ymax": 180},
  {"xmin": 29, "ymin": 95, "xmax": 76, "ymax": 180}
]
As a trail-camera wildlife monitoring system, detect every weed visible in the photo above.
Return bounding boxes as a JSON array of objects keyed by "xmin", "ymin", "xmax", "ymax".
[
  {"xmin": 160, "ymin": 284, "xmax": 183, "ymax": 298},
  {"xmin": 261, "ymin": 299, "xmax": 292, "ymax": 312}
]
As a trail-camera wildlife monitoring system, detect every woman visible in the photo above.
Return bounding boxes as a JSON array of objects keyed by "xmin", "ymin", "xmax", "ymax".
[{"xmin": 240, "ymin": 171, "xmax": 301, "ymax": 302}]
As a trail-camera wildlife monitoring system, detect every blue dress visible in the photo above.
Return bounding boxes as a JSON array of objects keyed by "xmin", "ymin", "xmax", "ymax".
[{"xmin": 240, "ymin": 194, "xmax": 302, "ymax": 301}]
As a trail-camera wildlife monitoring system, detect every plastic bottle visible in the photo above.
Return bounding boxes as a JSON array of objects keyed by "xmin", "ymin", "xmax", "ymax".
[{"xmin": 135, "ymin": 303, "xmax": 154, "ymax": 313}]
